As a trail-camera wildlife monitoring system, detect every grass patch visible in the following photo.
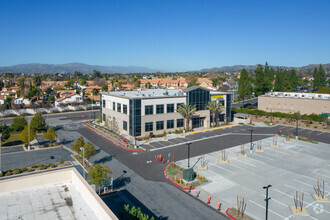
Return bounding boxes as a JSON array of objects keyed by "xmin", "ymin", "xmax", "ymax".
[
  {"xmin": 2, "ymin": 133, "xmax": 24, "ymax": 147},
  {"xmin": 227, "ymin": 208, "xmax": 254, "ymax": 220}
]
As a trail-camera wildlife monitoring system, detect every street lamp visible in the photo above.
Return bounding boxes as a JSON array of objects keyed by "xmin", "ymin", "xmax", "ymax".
[
  {"xmin": 80, "ymin": 147, "xmax": 85, "ymax": 179},
  {"xmin": 0, "ymin": 133, "xmax": 2, "ymax": 174},
  {"xmin": 249, "ymin": 129, "xmax": 254, "ymax": 153},
  {"xmin": 263, "ymin": 185, "xmax": 272, "ymax": 220},
  {"xmin": 186, "ymin": 143, "xmax": 191, "ymax": 167}
]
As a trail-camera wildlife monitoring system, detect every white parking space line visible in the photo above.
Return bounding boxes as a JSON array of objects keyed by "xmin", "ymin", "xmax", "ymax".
[
  {"xmin": 274, "ymin": 188, "xmax": 330, "ymax": 215},
  {"xmin": 249, "ymin": 200, "xmax": 286, "ymax": 219},
  {"xmin": 147, "ymin": 144, "xmax": 157, "ymax": 149},
  {"xmin": 294, "ymin": 179, "xmax": 313, "ymax": 187},
  {"xmin": 284, "ymin": 184, "xmax": 310, "ymax": 195},
  {"xmin": 208, "ymin": 167, "xmax": 236, "ymax": 175},
  {"xmin": 263, "ymin": 147, "xmax": 290, "ymax": 156},
  {"xmin": 231, "ymin": 158, "xmax": 257, "ymax": 167},
  {"xmin": 316, "ymin": 131, "xmax": 325, "ymax": 136},
  {"xmin": 252, "ymin": 153, "xmax": 274, "ymax": 161},
  {"xmin": 313, "ymin": 169, "xmax": 330, "ymax": 179}
]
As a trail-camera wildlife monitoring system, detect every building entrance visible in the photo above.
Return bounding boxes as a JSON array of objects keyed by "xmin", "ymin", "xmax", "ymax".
[{"xmin": 192, "ymin": 117, "xmax": 205, "ymax": 128}]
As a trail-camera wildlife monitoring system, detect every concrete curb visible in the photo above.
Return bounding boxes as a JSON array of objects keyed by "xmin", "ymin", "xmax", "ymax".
[
  {"xmin": 80, "ymin": 123, "xmax": 145, "ymax": 152},
  {"xmin": 186, "ymin": 124, "xmax": 240, "ymax": 135},
  {"xmin": 226, "ymin": 208, "xmax": 238, "ymax": 220}
]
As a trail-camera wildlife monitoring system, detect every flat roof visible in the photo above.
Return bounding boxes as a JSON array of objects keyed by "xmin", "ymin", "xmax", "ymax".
[
  {"xmin": 0, "ymin": 168, "xmax": 117, "ymax": 220},
  {"xmin": 101, "ymin": 89, "xmax": 185, "ymax": 98},
  {"xmin": 0, "ymin": 182, "xmax": 98, "ymax": 220},
  {"xmin": 263, "ymin": 92, "xmax": 330, "ymax": 100}
]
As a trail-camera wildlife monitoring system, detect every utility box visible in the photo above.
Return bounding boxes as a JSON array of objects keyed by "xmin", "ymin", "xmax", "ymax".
[{"xmin": 183, "ymin": 168, "xmax": 195, "ymax": 182}]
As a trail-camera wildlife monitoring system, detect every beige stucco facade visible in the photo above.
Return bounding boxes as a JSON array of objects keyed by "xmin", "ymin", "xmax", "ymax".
[{"xmin": 258, "ymin": 95, "xmax": 330, "ymax": 115}]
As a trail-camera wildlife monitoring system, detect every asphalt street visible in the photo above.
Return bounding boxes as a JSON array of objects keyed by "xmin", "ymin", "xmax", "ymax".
[
  {"xmin": 0, "ymin": 109, "xmax": 99, "ymax": 125},
  {"xmin": 232, "ymin": 97, "xmax": 258, "ymax": 108},
  {"xmin": 1, "ymin": 147, "xmax": 73, "ymax": 170}
]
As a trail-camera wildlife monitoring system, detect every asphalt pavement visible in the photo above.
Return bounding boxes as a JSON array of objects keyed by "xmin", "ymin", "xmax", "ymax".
[{"xmin": 232, "ymin": 97, "xmax": 258, "ymax": 108}]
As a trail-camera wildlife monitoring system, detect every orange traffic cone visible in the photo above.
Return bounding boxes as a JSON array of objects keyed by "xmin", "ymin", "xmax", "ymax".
[
  {"xmin": 218, "ymin": 201, "xmax": 221, "ymax": 210},
  {"xmin": 207, "ymin": 194, "xmax": 210, "ymax": 204},
  {"xmin": 196, "ymin": 190, "xmax": 199, "ymax": 197}
]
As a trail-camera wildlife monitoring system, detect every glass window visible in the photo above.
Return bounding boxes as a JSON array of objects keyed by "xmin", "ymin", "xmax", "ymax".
[
  {"xmin": 123, "ymin": 104, "xmax": 127, "ymax": 114},
  {"xmin": 113, "ymin": 102, "xmax": 116, "ymax": 111},
  {"xmin": 102, "ymin": 100, "xmax": 105, "ymax": 108},
  {"xmin": 177, "ymin": 119, "xmax": 184, "ymax": 127},
  {"xmin": 156, "ymin": 121, "xmax": 164, "ymax": 130},
  {"xmin": 167, "ymin": 120, "xmax": 174, "ymax": 129},
  {"xmin": 102, "ymin": 113, "xmax": 106, "ymax": 121},
  {"xmin": 145, "ymin": 122, "xmax": 153, "ymax": 132},
  {"xmin": 156, "ymin": 104, "xmax": 164, "ymax": 114},
  {"xmin": 123, "ymin": 121, "xmax": 127, "ymax": 131},
  {"xmin": 187, "ymin": 89, "xmax": 210, "ymax": 111},
  {"xmin": 117, "ymin": 103, "xmax": 121, "ymax": 112},
  {"xmin": 145, "ymin": 105, "xmax": 153, "ymax": 115},
  {"xmin": 167, "ymin": 104, "xmax": 174, "ymax": 113},
  {"xmin": 177, "ymin": 103, "xmax": 184, "ymax": 110}
]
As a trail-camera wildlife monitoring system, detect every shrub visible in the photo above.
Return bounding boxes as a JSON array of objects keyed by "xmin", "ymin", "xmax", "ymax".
[
  {"xmin": 20, "ymin": 167, "xmax": 27, "ymax": 172},
  {"xmin": 31, "ymin": 165, "xmax": 37, "ymax": 168},
  {"xmin": 43, "ymin": 143, "xmax": 49, "ymax": 148},
  {"xmin": 314, "ymin": 126, "xmax": 318, "ymax": 128},
  {"xmin": 0, "ymin": 173, "xmax": 3, "ymax": 177},
  {"xmin": 6, "ymin": 169, "xmax": 12, "ymax": 173},
  {"xmin": 38, "ymin": 164, "xmax": 44, "ymax": 168},
  {"xmin": 39, "ymin": 166, "xmax": 45, "ymax": 170},
  {"xmin": 49, "ymin": 163, "xmax": 56, "ymax": 168},
  {"xmin": 5, "ymin": 171, "xmax": 12, "ymax": 176},
  {"xmin": 59, "ymin": 161, "xmax": 64, "ymax": 164},
  {"xmin": 27, "ymin": 168, "xmax": 33, "ymax": 172},
  {"xmin": 12, "ymin": 168, "xmax": 20, "ymax": 174}
]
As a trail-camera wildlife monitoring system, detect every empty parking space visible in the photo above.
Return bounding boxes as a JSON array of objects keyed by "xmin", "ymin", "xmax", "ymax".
[{"xmin": 177, "ymin": 136, "xmax": 330, "ymax": 220}]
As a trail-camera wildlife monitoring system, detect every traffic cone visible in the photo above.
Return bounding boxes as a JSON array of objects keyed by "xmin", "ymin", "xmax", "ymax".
[
  {"xmin": 207, "ymin": 194, "xmax": 210, "ymax": 204},
  {"xmin": 196, "ymin": 190, "xmax": 199, "ymax": 197},
  {"xmin": 218, "ymin": 201, "xmax": 221, "ymax": 210},
  {"xmin": 188, "ymin": 185, "xmax": 191, "ymax": 193}
]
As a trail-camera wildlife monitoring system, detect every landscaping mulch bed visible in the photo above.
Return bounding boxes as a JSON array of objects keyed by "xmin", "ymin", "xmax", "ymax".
[
  {"xmin": 165, "ymin": 163, "xmax": 208, "ymax": 188},
  {"xmin": 227, "ymin": 208, "xmax": 254, "ymax": 220}
]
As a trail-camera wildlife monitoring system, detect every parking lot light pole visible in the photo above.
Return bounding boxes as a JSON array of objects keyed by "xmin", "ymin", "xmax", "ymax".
[
  {"xmin": 249, "ymin": 129, "xmax": 254, "ymax": 152},
  {"xmin": 80, "ymin": 147, "xmax": 85, "ymax": 179},
  {"xmin": 263, "ymin": 185, "xmax": 272, "ymax": 220},
  {"xmin": 0, "ymin": 133, "xmax": 2, "ymax": 174},
  {"xmin": 186, "ymin": 143, "xmax": 191, "ymax": 167}
]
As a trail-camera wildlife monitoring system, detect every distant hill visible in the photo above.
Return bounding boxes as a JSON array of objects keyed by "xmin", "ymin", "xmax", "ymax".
[
  {"xmin": 0, "ymin": 63, "xmax": 160, "ymax": 74},
  {"xmin": 196, "ymin": 63, "xmax": 330, "ymax": 73}
]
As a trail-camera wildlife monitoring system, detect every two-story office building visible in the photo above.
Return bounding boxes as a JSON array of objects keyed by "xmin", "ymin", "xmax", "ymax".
[{"xmin": 100, "ymin": 86, "xmax": 231, "ymax": 138}]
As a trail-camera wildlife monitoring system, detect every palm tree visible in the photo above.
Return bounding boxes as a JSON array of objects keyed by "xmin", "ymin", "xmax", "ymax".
[
  {"xmin": 207, "ymin": 101, "xmax": 222, "ymax": 127},
  {"xmin": 177, "ymin": 104, "xmax": 196, "ymax": 131}
]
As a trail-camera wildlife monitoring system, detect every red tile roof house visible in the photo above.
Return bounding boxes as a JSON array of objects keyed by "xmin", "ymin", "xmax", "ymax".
[{"xmin": 55, "ymin": 92, "xmax": 83, "ymax": 107}]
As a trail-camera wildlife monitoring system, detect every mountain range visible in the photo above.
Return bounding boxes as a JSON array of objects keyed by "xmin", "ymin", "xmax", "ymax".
[
  {"xmin": 197, "ymin": 63, "xmax": 330, "ymax": 73},
  {"xmin": 0, "ymin": 63, "xmax": 160, "ymax": 74},
  {"xmin": 0, "ymin": 62, "xmax": 329, "ymax": 74}
]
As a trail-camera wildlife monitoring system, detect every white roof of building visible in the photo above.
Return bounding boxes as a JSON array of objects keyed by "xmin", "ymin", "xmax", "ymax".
[
  {"xmin": 264, "ymin": 92, "xmax": 330, "ymax": 100},
  {"xmin": 101, "ymin": 89, "xmax": 185, "ymax": 98}
]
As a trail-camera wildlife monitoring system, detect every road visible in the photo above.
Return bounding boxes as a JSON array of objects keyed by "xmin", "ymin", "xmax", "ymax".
[
  {"xmin": 232, "ymin": 97, "xmax": 258, "ymax": 108},
  {"xmin": 0, "ymin": 110, "xmax": 99, "ymax": 125}
]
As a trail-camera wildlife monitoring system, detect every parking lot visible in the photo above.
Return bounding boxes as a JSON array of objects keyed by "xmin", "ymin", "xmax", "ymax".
[{"xmin": 177, "ymin": 136, "xmax": 330, "ymax": 220}]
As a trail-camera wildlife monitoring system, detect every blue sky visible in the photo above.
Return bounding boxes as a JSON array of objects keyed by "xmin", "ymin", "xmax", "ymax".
[{"xmin": 0, "ymin": 0, "xmax": 329, "ymax": 72}]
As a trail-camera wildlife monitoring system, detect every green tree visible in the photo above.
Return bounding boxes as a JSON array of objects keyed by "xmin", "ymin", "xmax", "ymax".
[
  {"xmin": 45, "ymin": 87, "xmax": 53, "ymax": 95},
  {"xmin": 283, "ymin": 71, "xmax": 293, "ymax": 92},
  {"xmin": 136, "ymin": 80, "xmax": 141, "ymax": 88},
  {"xmin": 177, "ymin": 104, "xmax": 196, "ymax": 131},
  {"xmin": 81, "ymin": 142, "xmax": 96, "ymax": 159},
  {"xmin": 43, "ymin": 127, "xmax": 57, "ymax": 143},
  {"xmin": 318, "ymin": 64, "xmax": 327, "ymax": 88},
  {"xmin": 91, "ymin": 88, "xmax": 99, "ymax": 95},
  {"xmin": 238, "ymin": 69, "xmax": 252, "ymax": 107},
  {"xmin": 65, "ymin": 80, "xmax": 74, "ymax": 89},
  {"xmin": 30, "ymin": 113, "xmax": 47, "ymax": 132},
  {"xmin": 33, "ymin": 75, "xmax": 42, "ymax": 88},
  {"xmin": 313, "ymin": 67, "xmax": 321, "ymax": 91},
  {"xmin": 93, "ymin": 70, "xmax": 102, "ymax": 78},
  {"xmin": 89, "ymin": 164, "xmax": 111, "ymax": 194},
  {"xmin": 207, "ymin": 101, "xmax": 222, "ymax": 127},
  {"xmin": 11, "ymin": 115, "xmax": 27, "ymax": 132},
  {"xmin": 253, "ymin": 64, "xmax": 272, "ymax": 96},
  {"xmin": 0, "ymin": 125, "xmax": 11, "ymax": 142},
  {"xmin": 0, "ymin": 81, "xmax": 4, "ymax": 90},
  {"xmin": 101, "ymin": 84, "xmax": 108, "ymax": 91},
  {"xmin": 20, "ymin": 125, "xmax": 37, "ymax": 144},
  {"xmin": 80, "ymin": 79, "xmax": 87, "ymax": 86},
  {"xmin": 72, "ymin": 137, "xmax": 84, "ymax": 153},
  {"xmin": 289, "ymin": 69, "xmax": 299, "ymax": 89},
  {"xmin": 274, "ymin": 70, "xmax": 284, "ymax": 91},
  {"xmin": 316, "ymin": 86, "xmax": 330, "ymax": 94},
  {"xmin": 145, "ymin": 82, "xmax": 152, "ymax": 89}
]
